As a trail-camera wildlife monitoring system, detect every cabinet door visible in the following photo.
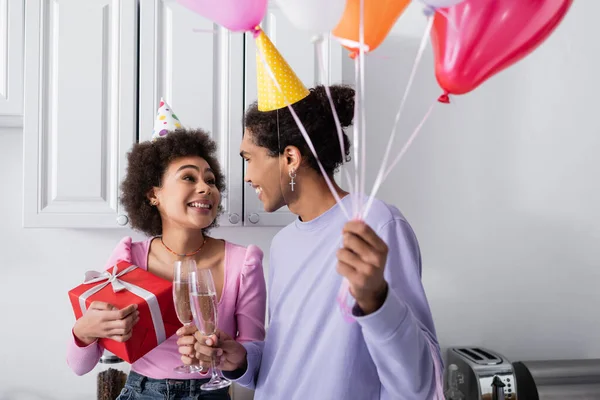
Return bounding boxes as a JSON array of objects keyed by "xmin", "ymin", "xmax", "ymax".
[
  {"xmin": 0, "ymin": 0, "xmax": 24, "ymax": 127},
  {"xmin": 139, "ymin": 0, "xmax": 244, "ymax": 227},
  {"xmin": 23, "ymin": 0, "xmax": 137, "ymax": 228},
  {"xmin": 243, "ymin": 5, "xmax": 343, "ymax": 226}
]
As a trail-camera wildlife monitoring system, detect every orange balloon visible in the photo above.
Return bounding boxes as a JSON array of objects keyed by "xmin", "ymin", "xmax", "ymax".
[{"xmin": 333, "ymin": 0, "xmax": 411, "ymax": 58}]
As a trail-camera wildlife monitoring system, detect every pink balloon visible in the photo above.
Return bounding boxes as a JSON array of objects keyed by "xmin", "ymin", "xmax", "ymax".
[
  {"xmin": 431, "ymin": 0, "xmax": 573, "ymax": 101},
  {"xmin": 176, "ymin": 0, "xmax": 268, "ymax": 32}
]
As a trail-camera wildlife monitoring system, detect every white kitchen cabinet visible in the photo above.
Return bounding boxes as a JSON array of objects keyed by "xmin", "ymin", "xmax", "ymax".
[
  {"xmin": 242, "ymin": 5, "xmax": 343, "ymax": 226},
  {"xmin": 22, "ymin": 0, "xmax": 341, "ymax": 229},
  {"xmin": 138, "ymin": 0, "xmax": 244, "ymax": 227},
  {"xmin": 23, "ymin": 0, "xmax": 137, "ymax": 228},
  {"xmin": 0, "ymin": 0, "xmax": 24, "ymax": 127}
]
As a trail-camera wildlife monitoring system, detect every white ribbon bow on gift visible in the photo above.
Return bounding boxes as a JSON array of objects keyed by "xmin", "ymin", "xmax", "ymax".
[
  {"xmin": 78, "ymin": 264, "xmax": 167, "ymax": 345},
  {"xmin": 83, "ymin": 265, "xmax": 138, "ymax": 293}
]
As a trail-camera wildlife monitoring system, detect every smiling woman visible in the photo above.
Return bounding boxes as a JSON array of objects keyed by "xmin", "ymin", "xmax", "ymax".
[
  {"xmin": 66, "ymin": 122, "xmax": 267, "ymax": 400},
  {"xmin": 121, "ymin": 128, "xmax": 226, "ymax": 236}
]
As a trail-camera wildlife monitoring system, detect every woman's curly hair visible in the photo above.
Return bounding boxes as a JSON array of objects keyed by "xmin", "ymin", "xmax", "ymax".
[{"xmin": 120, "ymin": 128, "xmax": 226, "ymax": 237}]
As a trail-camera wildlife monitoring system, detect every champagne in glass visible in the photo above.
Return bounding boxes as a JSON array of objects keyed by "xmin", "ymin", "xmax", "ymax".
[
  {"xmin": 191, "ymin": 291, "xmax": 217, "ymax": 335},
  {"xmin": 174, "ymin": 278, "xmax": 192, "ymax": 323},
  {"xmin": 172, "ymin": 259, "xmax": 203, "ymax": 374},
  {"xmin": 189, "ymin": 267, "xmax": 231, "ymax": 391}
]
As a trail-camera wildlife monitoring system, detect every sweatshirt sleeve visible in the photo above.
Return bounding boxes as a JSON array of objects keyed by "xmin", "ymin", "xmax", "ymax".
[
  {"xmin": 66, "ymin": 237, "xmax": 134, "ymax": 376},
  {"xmin": 223, "ymin": 340, "xmax": 265, "ymax": 389},
  {"xmin": 354, "ymin": 219, "xmax": 444, "ymax": 399}
]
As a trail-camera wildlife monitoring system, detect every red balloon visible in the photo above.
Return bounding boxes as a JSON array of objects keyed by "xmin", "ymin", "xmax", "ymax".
[{"xmin": 431, "ymin": 0, "xmax": 573, "ymax": 103}]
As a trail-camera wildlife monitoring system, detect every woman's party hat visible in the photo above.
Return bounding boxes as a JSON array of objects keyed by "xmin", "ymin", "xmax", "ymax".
[
  {"xmin": 152, "ymin": 98, "xmax": 183, "ymax": 141},
  {"xmin": 255, "ymin": 29, "xmax": 310, "ymax": 111}
]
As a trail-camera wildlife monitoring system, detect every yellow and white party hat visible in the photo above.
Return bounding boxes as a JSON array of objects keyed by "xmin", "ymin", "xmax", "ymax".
[
  {"xmin": 152, "ymin": 97, "xmax": 183, "ymax": 141},
  {"xmin": 255, "ymin": 29, "xmax": 310, "ymax": 111}
]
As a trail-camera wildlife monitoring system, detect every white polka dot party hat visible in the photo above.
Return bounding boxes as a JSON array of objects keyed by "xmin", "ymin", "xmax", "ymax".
[
  {"xmin": 255, "ymin": 29, "xmax": 310, "ymax": 112},
  {"xmin": 152, "ymin": 97, "xmax": 183, "ymax": 141}
]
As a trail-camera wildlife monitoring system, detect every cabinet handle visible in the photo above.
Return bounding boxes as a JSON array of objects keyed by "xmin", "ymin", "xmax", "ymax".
[
  {"xmin": 116, "ymin": 215, "xmax": 129, "ymax": 226},
  {"xmin": 228, "ymin": 213, "xmax": 240, "ymax": 224},
  {"xmin": 248, "ymin": 213, "xmax": 260, "ymax": 224}
]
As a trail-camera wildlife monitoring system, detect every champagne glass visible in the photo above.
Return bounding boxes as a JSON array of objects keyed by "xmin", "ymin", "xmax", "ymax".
[
  {"xmin": 189, "ymin": 266, "xmax": 232, "ymax": 390},
  {"xmin": 172, "ymin": 259, "xmax": 203, "ymax": 374}
]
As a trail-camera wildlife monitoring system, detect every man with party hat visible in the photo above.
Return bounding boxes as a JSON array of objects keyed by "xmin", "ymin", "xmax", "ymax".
[
  {"xmin": 152, "ymin": 97, "xmax": 183, "ymax": 141},
  {"xmin": 182, "ymin": 28, "xmax": 444, "ymax": 400}
]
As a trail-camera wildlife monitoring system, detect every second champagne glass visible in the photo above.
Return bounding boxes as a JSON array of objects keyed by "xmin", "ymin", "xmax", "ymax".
[
  {"xmin": 189, "ymin": 267, "xmax": 232, "ymax": 391},
  {"xmin": 172, "ymin": 259, "xmax": 203, "ymax": 374}
]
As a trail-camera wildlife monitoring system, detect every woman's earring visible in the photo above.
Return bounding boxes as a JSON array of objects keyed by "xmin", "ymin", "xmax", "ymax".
[
  {"xmin": 289, "ymin": 168, "xmax": 297, "ymax": 192},
  {"xmin": 150, "ymin": 199, "xmax": 158, "ymax": 206}
]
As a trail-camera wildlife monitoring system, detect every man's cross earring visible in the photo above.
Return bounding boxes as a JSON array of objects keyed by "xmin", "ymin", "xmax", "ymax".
[{"xmin": 289, "ymin": 168, "xmax": 297, "ymax": 192}]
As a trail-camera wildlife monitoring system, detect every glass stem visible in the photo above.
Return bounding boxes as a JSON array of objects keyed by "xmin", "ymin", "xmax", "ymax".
[{"xmin": 210, "ymin": 355, "xmax": 220, "ymax": 380}]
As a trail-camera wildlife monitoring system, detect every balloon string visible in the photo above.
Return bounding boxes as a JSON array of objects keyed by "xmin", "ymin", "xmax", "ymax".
[
  {"xmin": 352, "ymin": 56, "xmax": 361, "ymax": 218},
  {"xmin": 363, "ymin": 100, "xmax": 436, "ymax": 219},
  {"xmin": 336, "ymin": 277, "xmax": 356, "ymax": 323},
  {"xmin": 358, "ymin": 0, "xmax": 367, "ymax": 219},
  {"xmin": 336, "ymin": 0, "xmax": 369, "ymax": 324},
  {"xmin": 339, "ymin": 55, "xmax": 366, "ymax": 321},
  {"xmin": 382, "ymin": 101, "xmax": 435, "ymax": 180},
  {"xmin": 383, "ymin": 101, "xmax": 437, "ymax": 180},
  {"xmin": 428, "ymin": 339, "xmax": 445, "ymax": 400},
  {"xmin": 313, "ymin": 37, "xmax": 355, "ymax": 196},
  {"xmin": 256, "ymin": 37, "xmax": 351, "ymax": 220},
  {"xmin": 362, "ymin": 17, "xmax": 433, "ymax": 218},
  {"xmin": 419, "ymin": 1, "xmax": 459, "ymax": 34}
]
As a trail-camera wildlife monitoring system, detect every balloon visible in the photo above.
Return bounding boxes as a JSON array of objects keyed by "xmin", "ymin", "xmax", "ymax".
[
  {"xmin": 430, "ymin": 0, "xmax": 573, "ymax": 102},
  {"xmin": 275, "ymin": 0, "xmax": 346, "ymax": 34},
  {"xmin": 333, "ymin": 0, "xmax": 411, "ymax": 58},
  {"xmin": 176, "ymin": 0, "xmax": 268, "ymax": 32},
  {"xmin": 420, "ymin": 0, "xmax": 465, "ymax": 8}
]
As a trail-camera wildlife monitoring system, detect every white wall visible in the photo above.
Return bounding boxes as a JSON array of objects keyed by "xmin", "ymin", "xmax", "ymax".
[
  {"xmin": 355, "ymin": 0, "xmax": 600, "ymax": 362},
  {"xmin": 2, "ymin": 1, "xmax": 600, "ymax": 398}
]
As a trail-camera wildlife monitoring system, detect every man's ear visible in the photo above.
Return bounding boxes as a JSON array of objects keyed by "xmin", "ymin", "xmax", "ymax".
[{"xmin": 283, "ymin": 145, "xmax": 301, "ymax": 171}]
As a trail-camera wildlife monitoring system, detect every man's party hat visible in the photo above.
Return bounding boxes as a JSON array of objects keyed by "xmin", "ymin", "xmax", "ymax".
[
  {"xmin": 152, "ymin": 98, "xmax": 182, "ymax": 141},
  {"xmin": 255, "ymin": 29, "xmax": 310, "ymax": 111}
]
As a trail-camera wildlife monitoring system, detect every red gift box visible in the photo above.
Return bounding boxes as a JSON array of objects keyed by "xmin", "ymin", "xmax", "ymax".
[{"xmin": 68, "ymin": 261, "xmax": 180, "ymax": 363}]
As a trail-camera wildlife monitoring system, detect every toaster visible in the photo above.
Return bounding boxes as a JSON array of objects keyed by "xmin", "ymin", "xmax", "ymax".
[{"xmin": 446, "ymin": 347, "xmax": 517, "ymax": 399}]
